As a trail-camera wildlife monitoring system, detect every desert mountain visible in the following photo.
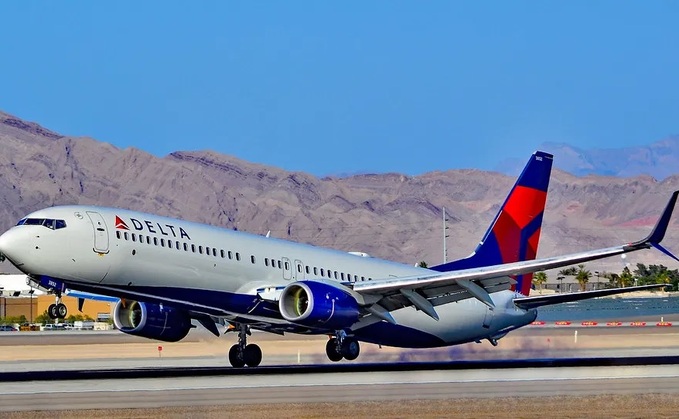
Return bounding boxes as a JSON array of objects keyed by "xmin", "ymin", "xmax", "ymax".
[
  {"xmin": 499, "ymin": 138, "xmax": 679, "ymax": 180},
  {"xmin": 2, "ymin": 110, "xmax": 679, "ymax": 277}
]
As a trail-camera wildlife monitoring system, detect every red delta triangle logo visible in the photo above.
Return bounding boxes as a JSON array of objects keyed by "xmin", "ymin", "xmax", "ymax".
[{"xmin": 115, "ymin": 216, "xmax": 130, "ymax": 230}]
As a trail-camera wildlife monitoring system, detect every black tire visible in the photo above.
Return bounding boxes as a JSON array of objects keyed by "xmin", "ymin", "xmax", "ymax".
[
  {"xmin": 48, "ymin": 304, "xmax": 58, "ymax": 320},
  {"xmin": 228, "ymin": 344, "xmax": 245, "ymax": 368},
  {"xmin": 243, "ymin": 344, "xmax": 262, "ymax": 367},
  {"xmin": 340, "ymin": 337, "xmax": 360, "ymax": 361},
  {"xmin": 56, "ymin": 303, "xmax": 68, "ymax": 318},
  {"xmin": 325, "ymin": 338, "xmax": 343, "ymax": 362}
]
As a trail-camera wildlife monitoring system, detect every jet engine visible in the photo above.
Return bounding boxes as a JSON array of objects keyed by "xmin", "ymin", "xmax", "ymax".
[
  {"xmin": 113, "ymin": 300, "xmax": 192, "ymax": 342},
  {"xmin": 279, "ymin": 280, "xmax": 360, "ymax": 330}
]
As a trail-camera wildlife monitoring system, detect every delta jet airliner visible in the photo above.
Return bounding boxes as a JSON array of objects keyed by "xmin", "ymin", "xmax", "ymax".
[{"xmin": 0, "ymin": 151, "xmax": 677, "ymax": 367}]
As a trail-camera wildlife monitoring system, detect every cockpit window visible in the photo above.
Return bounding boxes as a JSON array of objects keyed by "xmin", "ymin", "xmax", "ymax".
[{"xmin": 16, "ymin": 218, "xmax": 67, "ymax": 230}]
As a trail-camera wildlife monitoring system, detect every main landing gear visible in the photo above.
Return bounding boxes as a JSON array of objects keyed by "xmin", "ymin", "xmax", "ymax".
[
  {"xmin": 48, "ymin": 294, "xmax": 67, "ymax": 320},
  {"xmin": 228, "ymin": 324, "xmax": 262, "ymax": 368},
  {"xmin": 325, "ymin": 330, "xmax": 360, "ymax": 362}
]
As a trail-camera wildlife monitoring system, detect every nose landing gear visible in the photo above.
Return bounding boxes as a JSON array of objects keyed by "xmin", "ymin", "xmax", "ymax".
[
  {"xmin": 227, "ymin": 324, "xmax": 262, "ymax": 368},
  {"xmin": 48, "ymin": 294, "xmax": 67, "ymax": 320}
]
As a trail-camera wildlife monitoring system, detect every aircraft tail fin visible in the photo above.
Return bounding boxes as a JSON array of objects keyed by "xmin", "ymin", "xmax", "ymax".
[{"xmin": 431, "ymin": 151, "xmax": 553, "ymax": 296}]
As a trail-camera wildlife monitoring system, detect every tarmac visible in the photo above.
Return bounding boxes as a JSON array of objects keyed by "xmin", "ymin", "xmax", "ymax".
[{"xmin": 1, "ymin": 316, "xmax": 679, "ymax": 417}]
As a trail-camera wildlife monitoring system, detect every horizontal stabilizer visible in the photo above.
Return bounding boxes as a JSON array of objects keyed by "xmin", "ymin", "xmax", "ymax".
[{"xmin": 513, "ymin": 284, "xmax": 668, "ymax": 310}]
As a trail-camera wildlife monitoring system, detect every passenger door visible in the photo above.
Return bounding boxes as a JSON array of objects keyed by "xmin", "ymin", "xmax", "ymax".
[{"xmin": 86, "ymin": 211, "xmax": 109, "ymax": 254}]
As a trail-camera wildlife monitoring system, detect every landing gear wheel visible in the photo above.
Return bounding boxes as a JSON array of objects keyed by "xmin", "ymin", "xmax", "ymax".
[
  {"xmin": 228, "ymin": 344, "xmax": 245, "ymax": 368},
  {"xmin": 340, "ymin": 337, "xmax": 360, "ymax": 361},
  {"xmin": 325, "ymin": 338, "xmax": 343, "ymax": 362},
  {"xmin": 48, "ymin": 304, "xmax": 58, "ymax": 320},
  {"xmin": 56, "ymin": 303, "xmax": 68, "ymax": 318},
  {"xmin": 243, "ymin": 344, "xmax": 262, "ymax": 367}
]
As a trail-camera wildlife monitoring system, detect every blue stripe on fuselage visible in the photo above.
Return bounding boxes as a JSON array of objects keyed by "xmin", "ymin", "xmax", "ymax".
[{"xmin": 39, "ymin": 275, "xmax": 445, "ymax": 347}]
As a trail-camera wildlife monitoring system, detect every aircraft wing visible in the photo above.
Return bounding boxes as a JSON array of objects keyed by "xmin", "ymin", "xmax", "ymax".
[{"xmin": 350, "ymin": 191, "xmax": 679, "ymax": 320}]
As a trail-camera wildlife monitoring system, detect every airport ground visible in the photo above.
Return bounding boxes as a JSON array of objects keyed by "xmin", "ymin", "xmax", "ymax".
[{"xmin": 2, "ymin": 315, "xmax": 679, "ymax": 417}]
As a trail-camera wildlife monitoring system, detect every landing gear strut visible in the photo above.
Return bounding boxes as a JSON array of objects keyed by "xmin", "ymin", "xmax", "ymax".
[
  {"xmin": 325, "ymin": 330, "xmax": 360, "ymax": 362},
  {"xmin": 48, "ymin": 294, "xmax": 67, "ymax": 320},
  {"xmin": 228, "ymin": 324, "xmax": 262, "ymax": 368}
]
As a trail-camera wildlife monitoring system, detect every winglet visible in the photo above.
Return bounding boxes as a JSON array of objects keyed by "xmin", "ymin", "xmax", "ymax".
[
  {"xmin": 651, "ymin": 242, "xmax": 679, "ymax": 263},
  {"xmin": 628, "ymin": 191, "xmax": 679, "ymax": 249}
]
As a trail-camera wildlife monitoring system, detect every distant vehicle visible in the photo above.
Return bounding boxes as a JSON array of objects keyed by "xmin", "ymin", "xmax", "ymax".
[
  {"xmin": 0, "ymin": 325, "xmax": 18, "ymax": 332},
  {"xmin": 19, "ymin": 323, "xmax": 40, "ymax": 331},
  {"xmin": 73, "ymin": 320, "xmax": 94, "ymax": 330},
  {"xmin": 41, "ymin": 323, "xmax": 67, "ymax": 331}
]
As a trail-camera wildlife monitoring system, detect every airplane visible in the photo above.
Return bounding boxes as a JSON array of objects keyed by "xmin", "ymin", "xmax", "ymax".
[{"xmin": 0, "ymin": 151, "xmax": 676, "ymax": 368}]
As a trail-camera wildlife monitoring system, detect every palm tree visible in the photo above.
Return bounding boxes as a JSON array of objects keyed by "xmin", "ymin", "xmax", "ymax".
[
  {"xmin": 558, "ymin": 267, "xmax": 578, "ymax": 276},
  {"xmin": 576, "ymin": 264, "xmax": 591, "ymax": 291},
  {"xmin": 619, "ymin": 266, "xmax": 634, "ymax": 287},
  {"xmin": 533, "ymin": 271, "xmax": 548, "ymax": 294}
]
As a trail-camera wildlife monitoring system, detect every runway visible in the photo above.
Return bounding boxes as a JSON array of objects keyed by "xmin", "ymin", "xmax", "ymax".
[
  {"xmin": 2, "ymin": 324, "xmax": 679, "ymax": 416},
  {"xmin": 1, "ymin": 362, "xmax": 679, "ymax": 413}
]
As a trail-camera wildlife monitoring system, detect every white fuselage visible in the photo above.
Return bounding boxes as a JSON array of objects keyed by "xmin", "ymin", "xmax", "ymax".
[{"xmin": 0, "ymin": 205, "xmax": 536, "ymax": 348}]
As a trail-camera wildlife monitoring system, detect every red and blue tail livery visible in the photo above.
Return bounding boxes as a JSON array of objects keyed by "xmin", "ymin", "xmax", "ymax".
[{"xmin": 432, "ymin": 151, "xmax": 553, "ymax": 296}]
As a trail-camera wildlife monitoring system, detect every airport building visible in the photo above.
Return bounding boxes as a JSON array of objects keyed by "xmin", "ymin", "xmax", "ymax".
[{"xmin": 0, "ymin": 295, "xmax": 113, "ymax": 323}]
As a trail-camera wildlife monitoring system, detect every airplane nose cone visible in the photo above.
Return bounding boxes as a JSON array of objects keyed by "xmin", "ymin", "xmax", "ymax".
[{"xmin": 0, "ymin": 228, "xmax": 25, "ymax": 267}]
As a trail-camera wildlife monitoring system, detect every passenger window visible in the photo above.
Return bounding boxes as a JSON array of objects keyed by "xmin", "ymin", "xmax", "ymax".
[
  {"xmin": 184, "ymin": 243, "xmax": 189, "ymax": 251},
  {"xmin": 265, "ymin": 258, "xmax": 269, "ymax": 267},
  {"xmin": 251, "ymin": 255, "xmax": 256, "ymax": 264},
  {"xmin": 124, "ymin": 232, "xmax": 129, "ymax": 241},
  {"xmin": 305, "ymin": 266, "xmax": 310, "ymax": 274},
  {"xmin": 285, "ymin": 261, "xmax": 290, "ymax": 270},
  {"xmin": 220, "ymin": 250, "xmax": 225, "ymax": 258},
  {"xmin": 146, "ymin": 236, "xmax": 151, "ymax": 245},
  {"xmin": 153, "ymin": 237, "xmax": 158, "ymax": 246},
  {"xmin": 116, "ymin": 231, "xmax": 121, "ymax": 239},
  {"xmin": 206, "ymin": 246, "xmax": 211, "ymax": 255},
  {"xmin": 334, "ymin": 271, "xmax": 338, "ymax": 279},
  {"xmin": 191, "ymin": 244, "xmax": 196, "ymax": 253},
  {"xmin": 131, "ymin": 233, "xmax": 136, "ymax": 242},
  {"xmin": 161, "ymin": 238, "xmax": 165, "ymax": 247},
  {"xmin": 297, "ymin": 264, "xmax": 302, "ymax": 273},
  {"xmin": 341, "ymin": 273, "xmax": 345, "ymax": 280},
  {"xmin": 236, "ymin": 253, "xmax": 241, "ymax": 261},
  {"xmin": 228, "ymin": 251, "xmax": 233, "ymax": 259},
  {"xmin": 176, "ymin": 241, "xmax": 180, "ymax": 250},
  {"xmin": 277, "ymin": 260, "xmax": 282, "ymax": 269},
  {"xmin": 314, "ymin": 267, "xmax": 318, "ymax": 275},
  {"xmin": 199, "ymin": 246, "xmax": 203, "ymax": 254},
  {"xmin": 320, "ymin": 268, "xmax": 325, "ymax": 277}
]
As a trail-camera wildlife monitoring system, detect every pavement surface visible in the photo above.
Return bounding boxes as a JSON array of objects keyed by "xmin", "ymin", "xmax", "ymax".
[{"xmin": 1, "ymin": 322, "xmax": 679, "ymax": 417}]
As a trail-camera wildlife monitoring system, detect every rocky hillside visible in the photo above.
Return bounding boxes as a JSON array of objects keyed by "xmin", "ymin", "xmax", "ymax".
[
  {"xmin": 500, "ymin": 138, "xmax": 679, "ymax": 180},
  {"xmin": 1, "ymin": 111, "xmax": 679, "ymax": 276}
]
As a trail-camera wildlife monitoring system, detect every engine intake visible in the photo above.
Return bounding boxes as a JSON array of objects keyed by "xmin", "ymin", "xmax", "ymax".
[
  {"xmin": 279, "ymin": 280, "xmax": 360, "ymax": 330},
  {"xmin": 113, "ymin": 300, "xmax": 192, "ymax": 342}
]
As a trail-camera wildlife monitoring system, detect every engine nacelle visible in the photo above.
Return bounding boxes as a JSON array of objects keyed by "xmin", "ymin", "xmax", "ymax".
[
  {"xmin": 279, "ymin": 280, "xmax": 360, "ymax": 330},
  {"xmin": 113, "ymin": 300, "xmax": 192, "ymax": 342}
]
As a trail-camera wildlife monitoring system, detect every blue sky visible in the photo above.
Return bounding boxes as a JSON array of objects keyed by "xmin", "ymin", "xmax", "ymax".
[{"xmin": 2, "ymin": 2, "xmax": 678, "ymax": 176}]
